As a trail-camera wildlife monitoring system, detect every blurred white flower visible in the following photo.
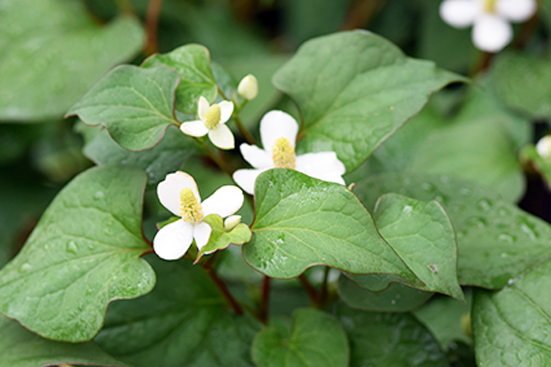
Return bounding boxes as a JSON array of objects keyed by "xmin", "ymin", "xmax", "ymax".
[
  {"xmin": 237, "ymin": 74, "xmax": 258, "ymax": 100},
  {"xmin": 233, "ymin": 110, "xmax": 346, "ymax": 195},
  {"xmin": 439, "ymin": 0, "xmax": 537, "ymax": 52},
  {"xmin": 536, "ymin": 135, "xmax": 551, "ymax": 159},
  {"xmin": 154, "ymin": 171, "xmax": 244, "ymax": 260},
  {"xmin": 180, "ymin": 96, "xmax": 235, "ymax": 149}
]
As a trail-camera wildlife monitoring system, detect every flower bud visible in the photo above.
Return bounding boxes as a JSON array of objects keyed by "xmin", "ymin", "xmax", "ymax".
[
  {"xmin": 536, "ymin": 135, "xmax": 551, "ymax": 159},
  {"xmin": 224, "ymin": 215, "xmax": 242, "ymax": 231},
  {"xmin": 237, "ymin": 74, "xmax": 258, "ymax": 100}
]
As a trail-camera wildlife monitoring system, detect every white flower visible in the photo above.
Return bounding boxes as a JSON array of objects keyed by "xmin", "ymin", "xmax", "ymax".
[
  {"xmin": 180, "ymin": 96, "xmax": 235, "ymax": 149},
  {"xmin": 537, "ymin": 135, "xmax": 551, "ymax": 159},
  {"xmin": 237, "ymin": 74, "xmax": 258, "ymax": 100},
  {"xmin": 439, "ymin": 0, "xmax": 537, "ymax": 52},
  {"xmin": 153, "ymin": 171, "xmax": 244, "ymax": 260},
  {"xmin": 233, "ymin": 110, "xmax": 346, "ymax": 195}
]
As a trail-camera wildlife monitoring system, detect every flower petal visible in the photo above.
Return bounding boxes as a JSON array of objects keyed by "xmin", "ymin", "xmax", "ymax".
[
  {"xmin": 218, "ymin": 101, "xmax": 234, "ymax": 123},
  {"xmin": 497, "ymin": 0, "xmax": 536, "ymax": 22},
  {"xmin": 296, "ymin": 152, "xmax": 346, "ymax": 176},
  {"xmin": 202, "ymin": 185, "xmax": 244, "ymax": 218},
  {"xmin": 198, "ymin": 96, "xmax": 209, "ymax": 121},
  {"xmin": 157, "ymin": 171, "xmax": 200, "ymax": 216},
  {"xmin": 472, "ymin": 14, "xmax": 513, "ymax": 52},
  {"xmin": 193, "ymin": 222, "xmax": 213, "ymax": 251},
  {"xmin": 153, "ymin": 220, "xmax": 193, "ymax": 260},
  {"xmin": 240, "ymin": 143, "xmax": 273, "ymax": 169},
  {"xmin": 208, "ymin": 124, "xmax": 235, "ymax": 150},
  {"xmin": 439, "ymin": 0, "xmax": 479, "ymax": 28},
  {"xmin": 260, "ymin": 110, "xmax": 299, "ymax": 152},
  {"xmin": 180, "ymin": 120, "xmax": 209, "ymax": 137},
  {"xmin": 233, "ymin": 168, "xmax": 265, "ymax": 195}
]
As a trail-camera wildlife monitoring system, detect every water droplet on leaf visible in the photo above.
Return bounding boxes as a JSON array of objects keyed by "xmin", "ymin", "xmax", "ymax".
[
  {"xmin": 19, "ymin": 263, "xmax": 31, "ymax": 273},
  {"xmin": 66, "ymin": 240, "xmax": 78, "ymax": 254}
]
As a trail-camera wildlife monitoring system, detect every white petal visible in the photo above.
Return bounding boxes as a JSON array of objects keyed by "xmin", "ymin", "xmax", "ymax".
[
  {"xmin": 305, "ymin": 170, "xmax": 346, "ymax": 185},
  {"xmin": 157, "ymin": 171, "xmax": 200, "ymax": 216},
  {"xmin": 472, "ymin": 14, "xmax": 513, "ymax": 52},
  {"xmin": 296, "ymin": 152, "xmax": 346, "ymax": 176},
  {"xmin": 260, "ymin": 111, "xmax": 299, "ymax": 152},
  {"xmin": 232, "ymin": 168, "xmax": 265, "ymax": 195},
  {"xmin": 180, "ymin": 120, "xmax": 208, "ymax": 137},
  {"xmin": 208, "ymin": 124, "xmax": 235, "ymax": 150},
  {"xmin": 193, "ymin": 222, "xmax": 213, "ymax": 251},
  {"xmin": 537, "ymin": 136, "xmax": 551, "ymax": 159},
  {"xmin": 439, "ymin": 0, "xmax": 479, "ymax": 28},
  {"xmin": 198, "ymin": 96, "xmax": 209, "ymax": 121},
  {"xmin": 218, "ymin": 101, "xmax": 234, "ymax": 123},
  {"xmin": 153, "ymin": 220, "xmax": 193, "ymax": 260},
  {"xmin": 497, "ymin": 0, "xmax": 536, "ymax": 22},
  {"xmin": 240, "ymin": 143, "xmax": 273, "ymax": 169},
  {"xmin": 201, "ymin": 186, "xmax": 244, "ymax": 218}
]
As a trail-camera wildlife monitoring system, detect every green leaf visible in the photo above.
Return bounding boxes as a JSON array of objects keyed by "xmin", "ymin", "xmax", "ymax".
[
  {"xmin": 82, "ymin": 125, "xmax": 199, "ymax": 187},
  {"xmin": 353, "ymin": 172, "xmax": 551, "ymax": 289},
  {"xmin": 336, "ymin": 302, "xmax": 447, "ymax": 367},
  {"xmin": 67, "ymin": 65, "xmax": 180, "ymax": 151},
  {"xmin": 473, "ymin": 260, "xmax": 551, "ymax": 366},
  {"xmin": 338, "ymin": 275, "xmax": 433, "ymax": 312},
  {"xmin": 488, "ymin": 52, "xmax": 551, "ymax": 120},
  {"xmin": 251, "ymin": 308, "xmax": 349, "ymax": 367},
  {"xmin": 95, "ymin": 256, "xmax": 261, "ymax": 367},
  {"xmin": 413, "ymin": 290, "xmax": 473, "ymax": 351},
  {"xmin": 272, "ymin": 30, "xmax": 466, "ymax": 171},
  {"xmin": 0, "ymin": 0, "xmax": 144, "ymax": 121},
  {"xmin": 0, "ymin": 314, "xmax": 127, "ymax": 367},
  {"xmin": 196, "ymin": 214, "xmax": 252, "ymax": 262},
  {"xmin": 244, "ymin": 169, "xmax": 417, "ymax": 282},
  {"xmin": 521, "ymin": 145, "xmax": 551, "ymax": 188},
  {"xmin": 142, "ymin": 44, "xmax": 217, "ymax": 114},
  {"xmin": 0, "ymin": 165, "xmax": 155, "ymax": 342}
]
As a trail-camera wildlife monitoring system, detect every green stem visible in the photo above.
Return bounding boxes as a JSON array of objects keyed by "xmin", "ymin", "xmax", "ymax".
[
  {"xmin": 218, "ymin": 87, "xmax": 229, "ymax": 101},
  {"xmin": 114, "ymin": 0, "xmax": 136, "ymax": 15},
  {"xmin": 233, "ymin": 114, "xmax": 256, "ymax": 145},
  {"xmin": 195, "ymin": 138, "xmax": 234, "ymax": 177}
]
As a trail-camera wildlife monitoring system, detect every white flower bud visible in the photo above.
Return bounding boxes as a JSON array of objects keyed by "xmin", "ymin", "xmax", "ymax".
[
  {"xmin": 237, "ymin": 74, "xmax": 258, "ymax": 100},
  {"xmin": 536, "ymin": 135, "xmax": 551, "ymax": 159},
  {"xmin": 224, "ymin": 215, "xmax": 242, "ymax": 231}
]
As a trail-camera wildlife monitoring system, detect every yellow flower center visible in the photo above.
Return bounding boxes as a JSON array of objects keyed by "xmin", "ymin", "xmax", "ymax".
[
  {"xmin": 179, "ymin": 188, "xmax": 203, "ymax": 223},
  {"xmin": 204, "ymin": 104, "xmax": 221, "ymax": 129},
  {"xmin": 272, "ymin": 137, "xmax": 296, "ymax": 169},
  {"xmin": 483, "ymin": 0, "xmax": 497, "ymax": 13}
]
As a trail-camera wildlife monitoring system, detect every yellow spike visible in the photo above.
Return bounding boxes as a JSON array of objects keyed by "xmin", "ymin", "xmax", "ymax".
[
  {"xmin": 272, "ymin": 137, "xmax": 296, "ymax": 169},
  {"xmin": 179, "ymin": 188, "xmax": 203, "ymax": 223},
  {"xmin": 204, "ymin": 104, "xmax": 221, "ymax": 129},
  {"xmin": 483, "ymin": 0, "xmax": 497, "ymax": 13}
]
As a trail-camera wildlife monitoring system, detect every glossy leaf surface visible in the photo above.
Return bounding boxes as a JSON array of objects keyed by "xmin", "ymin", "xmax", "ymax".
[{"xmin": 0, "ymin": 165, "xmax": 155, "ymax": 342}]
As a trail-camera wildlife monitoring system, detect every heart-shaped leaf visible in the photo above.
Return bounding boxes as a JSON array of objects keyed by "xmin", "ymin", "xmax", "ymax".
[
  {"xmin": 0, "ymin": 165, "xmax": 155, "ymax": 342},
  {"xmin": 336, "ymin": 302, "xmax": 447, "ymax": 366},
  {"xmin": 142, "ymin": 44, "xmax": 217, "ymax": 114},
  {"xmin": 196, "ymin": 214, "xmax": 252, "ymax": 262},
  {"xmin": 251, "ymin": 308, "xmax": 349, "ymax": 367},
  {"xmin": 272, "ymin": 30, "xmax": 466, "ymax": 171},
  {"xmin": 0, "ymin": 314, "xmax": 128, "ymax": 367},
  {"xmin": 354, "ymin": 172, "xmax": 551, "ymax": 289},
  {"xmin": 95, "ymin": 256, "xmax": 261, "ymax": 367},
  {"xmin": 67, "ymin": 65, "xmax": 180, "ymax": 151},
  {"xmin": 244, "ymin": 169, "xmax": 417, "ymax": 282},
  {"xmin": 0, "ymin": 0, "xmax": 144, "ymax": 121}
]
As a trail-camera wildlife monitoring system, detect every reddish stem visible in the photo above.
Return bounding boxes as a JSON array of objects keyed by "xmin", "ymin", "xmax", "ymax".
[
  {"xmin": 144, "ymin": 0, "xmax": 164, "ymax": 55},
  {"xmin": 202, "ymin": 264, "xmax": 243, "ymax": 315},
  {"xmin": 259, "ymin": 276, "xmax": 271, "ymax": 324}
]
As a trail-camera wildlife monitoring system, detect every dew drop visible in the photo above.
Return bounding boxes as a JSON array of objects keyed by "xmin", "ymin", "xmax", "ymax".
[
  {"xmin": 498, "ymin": 234, "xmax": 515, "ymax": 243},
  {"xmin": 421, "ymin": 182, "xmax": 436, "ymax": 193},
  {"xmin": 457, "ymin": 230, "xmax": 468, "ymax": 238},
  {"xmin": 403, "ymin": 205, "xmax": 413, "ymax": 214},
  {"xmin": 460, "ymin": 188, "xmax": 471, "ymax": 196},
  {"xmin": 94, "ymin": 191, "xmax": 105, "ymax": 200},
  {"xmin": 501, "ymin": 252, "xmax": 508, "ymax": 258},
  {"xmin": 391, "ymin": 300, "xmax": 396, "ymax": 305},
  {"xmin": 519, "ymin": 219, "xmax": 538, "ymax": 240},
  {"xmin": 498, "ymin": 207, "xmax": 512, "ymax": 216},
  {"xmin": 477, "ymin": 199, "xmax": 492, "ymax": 211},
  {"xmin": 85, "ymin": 287, "xmax": 93, "ymax": 295},
  {"xmin": 19, "ymin": 263, "xmax": 31, "ymax": 273},
  {"xmin": 66, "ymin": 240, "xmax": 78, "ymax": 254},
  {"xmin": 466, "ymin": 217, "xmax": 487, "ymax": 228}
]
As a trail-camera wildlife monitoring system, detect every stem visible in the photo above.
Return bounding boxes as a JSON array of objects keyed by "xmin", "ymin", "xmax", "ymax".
[
  {"xmin": 233, "ymin": 114, "xmax": 256, "ymax": 145},
  {"xmin": 341, "ymin": 0, "xmax": 386, "ymax": 30},
  {"xmin": 470, "ymin": 51, "xmax": 495, "ymax": 78},
  {"xmin": 202, "ymin": 264, "xmax": 243, "ymax": 315},
  {"xmin": 115, "ymin": 0, "xmax": 136, "ymax": 15},
  {"xmin": 218, "ymin": 87, "xmax": 230, "ymax": 101},
  {"xmin": 298, "ymin": 274, "xmax": 319, "ymax": 307},
  {"xmin": 259, "ymin": 276, "xmax": 271, "ymax": 324},
  {"xmin": 512, "ymin": 11, "xmax": 540, "ymax": 50},
  {"xmin": 195, "ymin": 138, "xmax": 234, "ymax": 177},
  {"xmin": 144, "ymin": 0, "xmax": 164, "ymax": 55}
]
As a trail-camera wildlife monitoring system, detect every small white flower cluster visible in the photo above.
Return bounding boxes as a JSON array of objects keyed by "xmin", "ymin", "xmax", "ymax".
[
  {"xmin": 439, "ymin": 0, "xmax": 536, "ymax": 52},
  {"xmin": 155, "ymin": 76, "xmax": 346, "ymax": 261}
]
